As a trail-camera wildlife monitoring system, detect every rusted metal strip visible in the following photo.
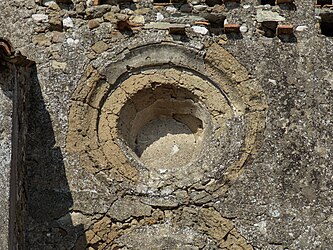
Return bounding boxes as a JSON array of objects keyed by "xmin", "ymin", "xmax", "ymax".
[
  {"xmin": 0, "ymin": 38, "xmax": 13, "ymax": 57},
  {"xmin": 0, "ymin": 38, "xmax": 34, "ymax": 67}
]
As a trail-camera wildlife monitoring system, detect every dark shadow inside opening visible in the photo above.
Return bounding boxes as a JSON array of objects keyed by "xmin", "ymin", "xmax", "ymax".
[
  {"xmin": 260, "ymin": 0, "xmax": 275, "ymax": 5},
  {"xmin": 204, "ymin": 13, "xmax": 226, "ymax": 35},
  {"xmin": 117, "ymin": 21, "xmax": 134, "ymax": 36},
  {"xmin": 278, "ymin": 34, "xmax": 297, "ymax": 43},
  {"xmin": 56, "ymin": 0, "xmax": 74, "ymax": 10},
  {"xmin": 261, "ymin": 21, "xmax": 278, "ymax": 37},
  {"xmin": 320, "ymin": 13, "xmax": 333, "ymax": 36},
  {"xmin": 317, "ymin": 0, "xmax": 332, "ymax": 6},
  {"xmin": 279, "ymin": 3, "xmax": 297, "ymax": 10},
  {"xmin": 206, "ymin": 0, "xmax": 223, "ymax": 7}
]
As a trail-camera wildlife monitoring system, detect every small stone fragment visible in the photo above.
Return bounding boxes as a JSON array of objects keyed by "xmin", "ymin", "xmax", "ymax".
[
  {"xmin": 103, "ymin": 12, "xmax": 117, "ymax": 23},
  {"xmin": 240, "ymin": 25, "xmax": 248, "ymax": 33},
  {"xmin": 263, "ymin": 4, "xmax": 272, "ymax": 10},
  {"xmin": 86, "ymin": 5, "xmax": 111, "ymax": 19},
  {"xmin": 212, "ymin": 4, "xmax": 225, "ymax": 12},
  {"xmin": 166, "ymin": 6, "xmax": 177, "ymax": 14},
  {"xmin": 193, "ymin": 4, "xmax": 208, "ymax": 11},
  {"xmin": 115, "ymin": 13, "xmax": 128, "ymax": 21},
  {"xmin": 110, "ymin": 5, "xmax": 120, "ymax": 13},
  {"xmin": 63, "ymin": 17, "xmax": 74, "ymax": 29},
  {"xmin": 129, "ymin": 15, "xmax": 145, "ymax": 25},
  {"xmin": 156, "ymin": 12, "xmax": 164, "ymax": 21},
  {"xmin": 88, "ymin": 19, "xmax": 100, "ymax": 29},
  {"xmin": 66, "ymin": 38, "xmax": 79, "ymax": 46},
  {"xmin": 32, "ymin": 34, "xmax": 51, "ymax": 46},
  {"xmin": 256, "ymin": 10, "xmax": 286, "ymax": 22},
  {"xmin": 192, "ymin": 25, "xmax": 209, "ymax": 35},
  {"xmin": 32, "ymin": 14, "xmax": 49, "ymax": 23},
  {"xmin": 121, "ymin": 8, "xmax": 133, "ymax": 15},
  {"xmin": 52, "ymin": 61, "xmax": 67, "ymax": 70},
  {"xmin": 52, "ymin": 31, "xmax": 65, "ymax": 43},
  {"xmin": 296, "ymin": 25, "xmax": 308, "ymax": 32},
  {"xmin": 91, "ymin": 41, "xmax": 109, "ymax": 54},
  {"xmin": 76, "ymin": 2, "xmax": 85, "ymax": 13},
  {"xmin": 46, "ymin": 1, "xmax": 60, "ymax": 10}
]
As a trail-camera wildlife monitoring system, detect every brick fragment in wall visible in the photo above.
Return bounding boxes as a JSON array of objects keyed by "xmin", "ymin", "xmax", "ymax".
[{"xmin": 277, "ymin": 24, "xmax": 294, "ymax": 35}]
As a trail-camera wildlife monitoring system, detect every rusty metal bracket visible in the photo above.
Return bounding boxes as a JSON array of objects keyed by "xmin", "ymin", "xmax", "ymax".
[
  {"xmin": 0, "ymin": 38, "xmax": 14, "ymax": 57},
  {"xmin": 0, "ymin": 38, "xmax": 34, "ymax": 67}
]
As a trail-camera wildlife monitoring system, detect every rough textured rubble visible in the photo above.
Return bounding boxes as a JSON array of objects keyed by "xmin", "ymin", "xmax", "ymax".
[{"xmin": 0, "ymin": 0, "xmax": 332, "ymax": 249}]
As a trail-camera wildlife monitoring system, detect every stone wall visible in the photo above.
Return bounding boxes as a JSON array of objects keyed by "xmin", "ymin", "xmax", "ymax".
[{"xmin": 0, "ymin": 0, "xmax": 332, "ymax": 249}]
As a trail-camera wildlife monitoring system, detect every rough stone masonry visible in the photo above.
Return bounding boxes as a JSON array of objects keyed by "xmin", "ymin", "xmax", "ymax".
[{"xmin": 0, "ymin": 0, "xmax": 332, "ymax": 249}]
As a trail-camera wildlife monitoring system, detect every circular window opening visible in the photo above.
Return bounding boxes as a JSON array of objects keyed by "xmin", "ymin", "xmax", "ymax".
[{"xmin": 117, "ymin": 83, "xmax": 211, "ymax": 169}]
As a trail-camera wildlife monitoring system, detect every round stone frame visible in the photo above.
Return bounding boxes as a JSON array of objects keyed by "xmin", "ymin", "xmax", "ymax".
[{"xmin": 67, "ymin": 42, "xmax": 267, "ymax": 195}]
